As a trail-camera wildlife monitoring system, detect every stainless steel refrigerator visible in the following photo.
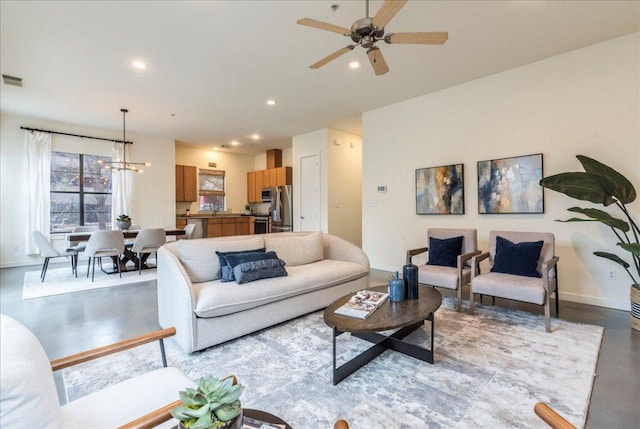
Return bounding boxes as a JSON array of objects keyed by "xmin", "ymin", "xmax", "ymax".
[{"xmin": 270, "ymin": 185, "xmax": 292, "ymax": 232}]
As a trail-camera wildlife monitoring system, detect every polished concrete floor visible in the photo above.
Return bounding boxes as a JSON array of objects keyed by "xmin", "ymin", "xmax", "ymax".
[{"xmin": 1, "ymin": 264, "xmax": 638, "ymax": 428}]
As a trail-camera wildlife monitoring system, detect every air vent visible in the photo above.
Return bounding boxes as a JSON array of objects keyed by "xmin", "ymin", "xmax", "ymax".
[{"xmin": 2, "ymin": 74, "xmax": 23, "ymax": 87}]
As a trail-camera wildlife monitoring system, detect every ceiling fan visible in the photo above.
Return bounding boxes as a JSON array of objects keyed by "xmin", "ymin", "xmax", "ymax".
[{"xmin": 297, "ymin": 0, "xmax": 448, "ymax": 76}]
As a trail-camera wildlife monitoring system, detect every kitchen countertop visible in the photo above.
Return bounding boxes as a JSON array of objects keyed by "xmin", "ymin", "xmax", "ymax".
[{"xmin": 176, "ymin": 214, "xmax": 254, "ymax": 218}]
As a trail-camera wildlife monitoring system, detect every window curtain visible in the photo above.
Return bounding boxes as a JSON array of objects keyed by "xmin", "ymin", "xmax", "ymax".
[
  {"xmin": 111, "ymin": 142, "xmax": 130, "ymax": 224},
  {"xmin": 24, "ymin": 130, "xmax": 51, "ymax": 255}
]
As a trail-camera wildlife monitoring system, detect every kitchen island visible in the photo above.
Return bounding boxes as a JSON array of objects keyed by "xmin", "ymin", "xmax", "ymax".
[{"xmin": 176, "ymin": 214, "xmax": 254, "ymax": 238}]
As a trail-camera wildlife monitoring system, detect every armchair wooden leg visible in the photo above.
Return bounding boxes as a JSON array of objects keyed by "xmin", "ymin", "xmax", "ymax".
[
  {"xmin": 544, "ymin": 298, "xmax": 551, "ymax": 333},
  {"xmin": 456, "ymin": 287, "xmax": 462, "ymax": 313},
  {"xmin": 469, "ymin": 288, "xmax": 475, "ymax": 315}
]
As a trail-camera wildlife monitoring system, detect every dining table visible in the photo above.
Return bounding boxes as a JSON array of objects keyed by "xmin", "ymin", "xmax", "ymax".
[{"xmin": 65, "ymin": 228, "xmax": 186, "ymax": 273}]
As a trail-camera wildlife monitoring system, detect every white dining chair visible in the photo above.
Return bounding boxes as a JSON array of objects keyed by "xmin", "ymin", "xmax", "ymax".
[
  {"xmin": 32, "ymin": 230, "xmax": 78, "ymax": 281},
  {"xmin": 84, "ymin": 230, "xmax": 125, "ymax": 281},
  {"xmin": 66, "ymin": 225, "xmax": 99, "ymax": 269},
  {"xmin": 131, "ymin": 228, "xmax": 166, "ymax": 274},
  {"xmin": 183, "ymin": 223, "xmax": 196, "ymax": 239}
]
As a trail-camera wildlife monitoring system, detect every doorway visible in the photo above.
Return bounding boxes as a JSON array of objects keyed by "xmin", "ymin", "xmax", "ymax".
[{"xmin": 299, "ymin": 153, "xmax": 320, "ymax": 231}]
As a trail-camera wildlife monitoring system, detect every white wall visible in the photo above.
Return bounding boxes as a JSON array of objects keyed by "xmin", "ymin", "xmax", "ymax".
[
  {"xmin": 0, "ymin": 112, "xmax": 175, "ymax": 267},
  {"xmin": 362, "ymin": 33, "xmax": 640, "ymax": 311},
  {"xmin": 328, "ymin": 129, "xmax": 363, "ymax": 246},
  {"xmin": 175, "ymin": 144, "xmax": 255, "ymax": 215}
]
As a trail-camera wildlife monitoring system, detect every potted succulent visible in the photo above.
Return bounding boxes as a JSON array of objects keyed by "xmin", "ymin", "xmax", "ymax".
[
  {"xmin": 171, "ymin": 376, "xmax": 244, "ymax": 429},
  {"xmin": 244, "ymin": 204, "xmax": 252, "ymax": 215},
  {"xmin": 116, "ymin": 214, "xmax": 132, "ymax": 230},
  {"xmin": 540, "ymin": 155, "xmax": 639, "ymax": 330}
]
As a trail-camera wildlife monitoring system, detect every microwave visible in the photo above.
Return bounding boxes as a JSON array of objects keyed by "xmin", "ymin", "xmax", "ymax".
[{"xmin": 261, "ymin": 188, "xmax": 274, "ymax": 203}]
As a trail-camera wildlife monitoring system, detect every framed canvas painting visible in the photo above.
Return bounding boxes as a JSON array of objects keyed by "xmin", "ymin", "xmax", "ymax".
[
  {"xmin": 416, "ymin": 164, "xmax": 464, "ymax": 214},
  {"xmin": 477, "ymin": 153, "xmax": 544, "ymax": 214}
]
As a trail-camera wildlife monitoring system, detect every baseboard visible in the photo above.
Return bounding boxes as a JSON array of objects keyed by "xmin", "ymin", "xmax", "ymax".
[{"xmin": 559, "ymin": 291, "xmax": 630, "ymax": 312}]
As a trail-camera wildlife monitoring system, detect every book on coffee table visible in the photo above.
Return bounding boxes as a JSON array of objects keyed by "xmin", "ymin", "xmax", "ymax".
[{"xmin": 334, "ymin": 289, "xmax": 389, "ymax": 319}]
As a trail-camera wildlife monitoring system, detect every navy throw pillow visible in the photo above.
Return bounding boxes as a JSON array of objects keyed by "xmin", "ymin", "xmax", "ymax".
[
  {"xmin": 215, "ymin": 248, "xmax": 265, "ymax": 280},
  {"xmin": 491, "ymin": 236, "xmax": 544, "ymax": 278},
  {"xmin": 427, "ymin": 236, "xmax": 463, "ymax": 268},
  {"xmin": 233, "ymin": 258, "xmax": 288, "ymax": 284},
  {"xmin": 219, "ymin": 250, "xmax": 279, "ymax": 282}
]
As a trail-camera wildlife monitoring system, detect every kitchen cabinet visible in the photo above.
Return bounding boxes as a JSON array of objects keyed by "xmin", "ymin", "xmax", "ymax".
[
  {"xmin": 206, "ymin": 216, "xmax": 251, "ymax": 237},
  {"xmin": 275, "ymin": 166, "xmax": 292, "ymax": 186},
  {"xmin": 269, "ymin": 169, "xmax": 277, "ymax": 187},
  {"xmin": 262, "ymin": 170, "xmax": 270, "ymax": 188},
  {"xmin": 176, "ymin": 218, "xmax": 187, "ymax": 229},
  {"xmin": 254, "ymin": 171, "xmax": 264, "ymax": 201},
  {"xmin": 247, "ymin": 171, "xmax": 257, "ymax": 203},
  {"xmin": 235, "ymin": 217, "xmax": 250, "ymax": 235},
  {"xmin": 176, "ymin": 165, "xmax": 197, "ymax": 202}
]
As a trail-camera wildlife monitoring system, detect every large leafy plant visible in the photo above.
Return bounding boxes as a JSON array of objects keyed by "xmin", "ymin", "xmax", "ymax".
[{"xmin": 540, "ymin": 155, "xmax": 639, "ymax": 286}]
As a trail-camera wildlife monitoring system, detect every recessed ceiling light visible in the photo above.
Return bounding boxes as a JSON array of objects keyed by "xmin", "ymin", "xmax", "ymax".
[
  {"xmin": 131, "ymin": 60, "xmax": 147, "ymax": 70},
  {"xmin": 348, "ymin": 61, "xmax": 361, "ymax": 69},
  {"xmin": 266, "ymin": 99, "xmax": 277, "ymax": 106},
  {"xmin": 231, "ymin": 140, "xmax": 240, "ymax": 146},
  {"xmin": 251, "ymin": 134, "xmax": 260, "ymax": 140}
]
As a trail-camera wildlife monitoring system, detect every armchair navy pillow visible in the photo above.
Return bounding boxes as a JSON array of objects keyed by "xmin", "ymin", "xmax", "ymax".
[
  {"xmin": 427, "ymin": 236, "xmax": 463, "ymax": 267},
  {"xmin": 491, "ymin": 236, "xmax": 544, "ymax": 278}
]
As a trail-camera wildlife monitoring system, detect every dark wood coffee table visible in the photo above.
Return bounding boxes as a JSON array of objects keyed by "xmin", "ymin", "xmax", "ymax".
[{"xmin": 324, "ymin": 285, "xmax": 442, "ymax": 385}]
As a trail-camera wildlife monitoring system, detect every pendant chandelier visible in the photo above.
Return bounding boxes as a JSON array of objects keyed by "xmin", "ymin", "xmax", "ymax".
[{"xmin": 99, "ymin": 108, "xmax": 150, "ymax": 173}]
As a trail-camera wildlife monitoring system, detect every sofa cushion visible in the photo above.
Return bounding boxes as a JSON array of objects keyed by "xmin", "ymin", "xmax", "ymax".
[
  {"xmin": 192, "ymin": 259, "xmax": 368, "ymax": 318},
  {"xmin": 177, "ymin": 236, "xmax": 264, "ymax": 282},
  {"xmin": 472, "ymin": 272, "xmax": 546, "ymax": 305},
  {"xmin": 1, "ymin": 314, "xmax": 63, "ymax": 429},
  {"xmin": 219, "ymin": 250, "xmax": 279, "ymax": 282},
  {"xmin": 216, "ymin": 248, "xmax": 265, "ymax": 280},
  {"xmin": 233, "ymin": 258, "xmax": 288, "ymax": 284},
  {"xmin": 491, "ymin": 236, "xmax": 543, "ymax": 278},
  {"xmin": 265, "ymin": 231, "xmax": 323, "ymax": 266},
  {"xmin": 417, "ymin": 264, "xmax": 471, "ymax": 290},
  {"xmin": 427, "ymin": 236, "xmax": 463, "ymax": 268}
]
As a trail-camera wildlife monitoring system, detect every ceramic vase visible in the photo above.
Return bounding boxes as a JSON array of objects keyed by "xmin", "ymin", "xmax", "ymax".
[
  {"xmin": 388, "ymin": 271, "xmax": 405, "ymax": 302},
  {"xmin": 403, "ymin": 262, "xmax": 419, "ymax": 300}
]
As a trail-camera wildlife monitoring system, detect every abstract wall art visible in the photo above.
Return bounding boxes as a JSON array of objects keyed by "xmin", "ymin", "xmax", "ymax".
[
  {"xmin": 416, "ymin": 164, "xmax": 464, "ymax": 215},
  {"xmin": 477, "ymin": 153, "xmax": 544, "ymax": 214}
]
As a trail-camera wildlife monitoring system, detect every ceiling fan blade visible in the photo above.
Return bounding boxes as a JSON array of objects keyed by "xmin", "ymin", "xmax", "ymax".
[
  {"xmin": 297, "ymin": 18, "xmax": 351, "ymax": 35},
  {"xmin": 372, "ymin": 0, "xmax": 408, "ymax": 29},
  {"xmin": 367, "ymin": 47, "xmax": 389, "ymax": 76},
  {"xmin": 310, "ymin": 46, "xmax": 355, "ymax": 69},
  {"xmin": 385, "ymin": 32, "xmax": 448, "ymax": 45}
]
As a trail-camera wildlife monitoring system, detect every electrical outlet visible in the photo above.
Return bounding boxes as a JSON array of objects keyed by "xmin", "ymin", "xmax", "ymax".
[{"xmin": 607, "ymin": 271, "xmax": 617, "ymax": 281}]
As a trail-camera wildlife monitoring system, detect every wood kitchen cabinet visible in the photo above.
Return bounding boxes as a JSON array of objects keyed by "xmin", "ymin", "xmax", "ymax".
[
  {"xmin": 176, "ymin": 165, "xmax": 197, "ymax": 202},
  {"xmin": 247, "ymin": 171, "xmax": 257, "ymax": 203},
  {"xmin": 254, "ymin": 171, "xmax": 264, "ymax": 201},
  {"xmin": 262, "ymin": 170, "xmax": 270, "ymax": 188},
  {"xmin": 275, "ymin": 166, "xmax": 292, "ymax": 186},
  {"xmin": 176, "ymin": 218, "xmax": 187, "ymax": 229},
  {"xmin": 207, "ymin": 216, "xmax": 251, "ymax": 237},
  {"xmin": 247, "ymin": 166, "xmax": 292, "ymax": 202}
]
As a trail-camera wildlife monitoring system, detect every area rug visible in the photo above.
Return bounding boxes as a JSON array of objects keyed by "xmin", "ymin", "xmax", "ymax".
[
  {"xmin": 23, "ymin": 264, "xmax": 156, "ymax": 299},
  {"xmin": 62, "ymin": 297, "xmax": 603, "ymax": 428}
]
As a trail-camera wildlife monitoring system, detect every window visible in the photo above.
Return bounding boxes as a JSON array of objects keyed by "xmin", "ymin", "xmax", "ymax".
[
  {"xmin": 50, "ymin": 151, "xmax": 112, "ymax": 233},
  {"xmin": 198, "ymin": 169, "xmax": 225, "ymax": 212}
]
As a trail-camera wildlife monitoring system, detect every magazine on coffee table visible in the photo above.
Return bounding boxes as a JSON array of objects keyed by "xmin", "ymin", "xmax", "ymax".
[
  {"xmin": 334, "ymin": 289, "xmax": 389, "ymax": 319},
  {"xmin": 242, "ymin": 415, "xmax": 286, "ymax": 429}
]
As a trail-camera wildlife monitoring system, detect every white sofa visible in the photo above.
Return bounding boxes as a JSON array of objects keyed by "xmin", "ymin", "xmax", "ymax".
[{"xmin": 157, "ymin": 231, "xmax": 370, "ymax": 353}]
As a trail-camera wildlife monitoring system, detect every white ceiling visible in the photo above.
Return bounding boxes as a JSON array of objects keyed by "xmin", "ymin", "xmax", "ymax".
[{"xmin": 1, "ymin": 1, "xmax": 638, "ymax": 155}]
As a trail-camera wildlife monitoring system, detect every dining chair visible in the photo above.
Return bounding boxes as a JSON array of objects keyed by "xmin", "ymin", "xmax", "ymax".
[
  {"xmin": 66, "ymin": 225, "xmax": 99, "ymax": 269},
  {"xmin": 183, "ymin": 223, "xmax": 196, "ymax": 239},
  {"xmin": 406, "ymin": 228, "xmax": 480, "ymax": 312},
  {"xmin": 84, "ymin": 230, "xmax": 125, "ymax": 281},
  {"xmin": 131, "ymin": 228, "xmax": 166, "ymax": 274},
  {"xmin": 0, "ymin": 314, "xmax": 194, "ymax": 429},
  {"xmin": 470, "ymin": 230, "xmax": 559, "ymax": 332},
  {"xmin": 31, "ymin": 230, "xmax": 78, "ymax": 281}
]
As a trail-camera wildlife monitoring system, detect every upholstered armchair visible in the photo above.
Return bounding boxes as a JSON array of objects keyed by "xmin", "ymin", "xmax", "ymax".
[
  {"xmin": 406, "ymin": 228, "xmax": 480, "ymax": 312},
  {"xmin": 0, "ymin": 314, "xmax": 193, "ymax": 429},
  {"xmin": 470, "ymin": 230, "xmax": 559, "ymax": 332}
]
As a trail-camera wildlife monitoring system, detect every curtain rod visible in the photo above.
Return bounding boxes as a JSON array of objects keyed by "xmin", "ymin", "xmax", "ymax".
[{"xmin": 20, "ymin": 126, "xmax": 132, "ymax": 144}]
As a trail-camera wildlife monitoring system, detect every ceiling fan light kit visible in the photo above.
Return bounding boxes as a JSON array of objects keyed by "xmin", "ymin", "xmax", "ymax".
[{"xmin": 297, "ymin": 0, "xmax": 448, "ymax": 76}]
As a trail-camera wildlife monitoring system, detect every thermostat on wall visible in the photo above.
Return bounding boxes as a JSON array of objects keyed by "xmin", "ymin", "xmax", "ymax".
[{"xmin": 377, "ymin": 185, "xmax": 387, "ymax": 193}]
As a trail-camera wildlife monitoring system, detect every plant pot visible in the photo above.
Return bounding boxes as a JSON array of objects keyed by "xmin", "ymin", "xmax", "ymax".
[
  {"xmin": 177, "ymin": 410, "xmax": 243, "ymax": 429},
  {"xmin": 116, "ymin": 220, "xmax": 131, "ymax": 230},
  {"xmin": 631, "ymin": 284, "xmax": 640, "ymax": 332}
]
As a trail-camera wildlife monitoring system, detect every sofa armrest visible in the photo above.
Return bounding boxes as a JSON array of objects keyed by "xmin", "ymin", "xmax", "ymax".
[
  {"xmin": 406, "ymin": 247, "xmax": 429, "ymax": 264},
  {"xmin": 157, "ymin": 246, "xmax": 199, "ymax": 353},
  {"xmin": 322, "ymin": 234, "xmax": 370, "ymax": 268}
]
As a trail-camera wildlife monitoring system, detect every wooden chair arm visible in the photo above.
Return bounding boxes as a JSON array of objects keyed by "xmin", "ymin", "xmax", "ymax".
[
  {"xmin": 471, "ymin": 252, "xmax": 490, "ymax": 277},
  {"xmin": 542, "ymin": 256, "xmax": 560, "ymax": 273},
  {"xmin": 118, "ymin": 399, "xmax": 181, "ymax": 429},
  {"xmin": 459, "ymin": 250, "xmax": 482, "ymax": 266},
  {"xmin": 51, "ymin": 327, "xmax": 176, "ymax": 372},
  {"xmin": 334, "ymin": 420, "xmax": 350, "ymax": 429},
  {"xmin": 534, "ymin": 402, "xmax": 576, "ymax": 429},
  {"xmin": 406, "ymin": 246, "xmax": 429, "ymax": 264}
]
